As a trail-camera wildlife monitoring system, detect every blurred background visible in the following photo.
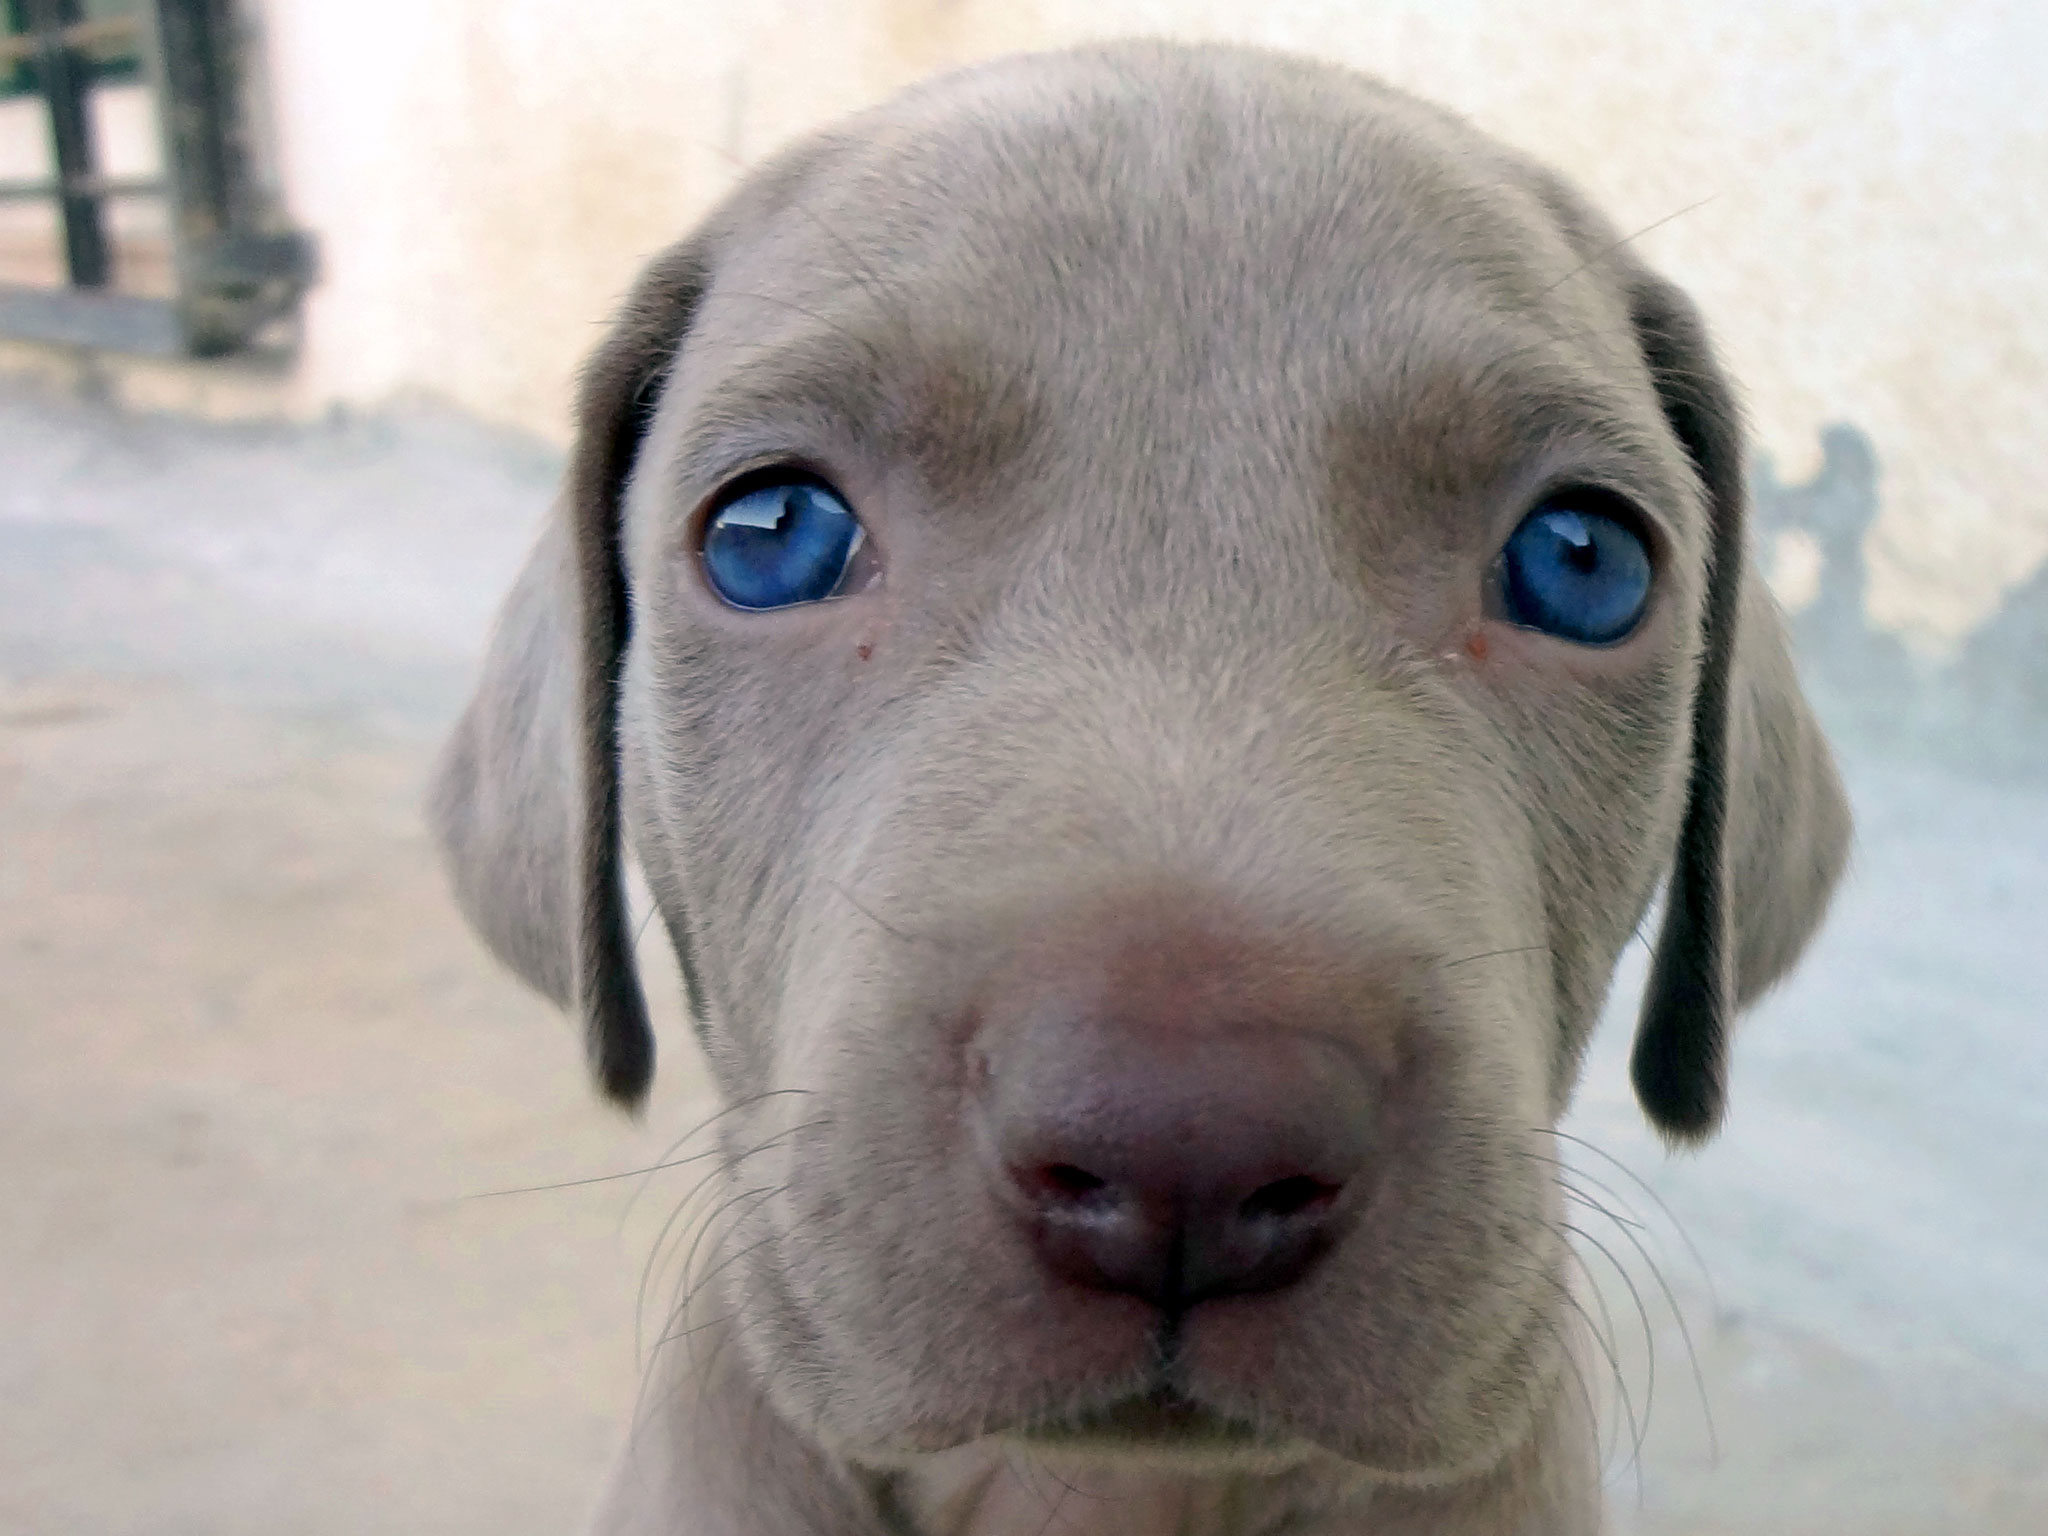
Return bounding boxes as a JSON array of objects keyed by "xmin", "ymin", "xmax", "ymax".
[{"xmin": 0, "ymin": 2, "xmax": 2042, "ymax": 1533}]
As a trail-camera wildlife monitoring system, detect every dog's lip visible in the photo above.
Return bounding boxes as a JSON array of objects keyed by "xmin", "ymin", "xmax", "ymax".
[{"xmin": 1010, "ymin": 1389, "xmax": 1279, "ymax": 1452}]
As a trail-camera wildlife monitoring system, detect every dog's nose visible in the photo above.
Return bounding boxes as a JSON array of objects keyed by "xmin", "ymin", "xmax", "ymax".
[
  {"xmin": 995, "ymin": 1072, "xmax": 1366, "ymax": 1306},
  {"xmin": 969, "ymin": 915, "xmax": 1387, "ymax": 1310}
]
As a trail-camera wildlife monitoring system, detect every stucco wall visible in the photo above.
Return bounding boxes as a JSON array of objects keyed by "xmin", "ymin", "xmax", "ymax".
[{"xmin": 66, "ymin": 1, "xmax": 2048, "ymax": 642}]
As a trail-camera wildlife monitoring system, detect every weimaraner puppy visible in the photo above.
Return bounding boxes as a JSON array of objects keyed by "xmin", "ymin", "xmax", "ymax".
[{"xmin": 432, "ymin": 40, "xmax": 1849, "ymax": 1536}]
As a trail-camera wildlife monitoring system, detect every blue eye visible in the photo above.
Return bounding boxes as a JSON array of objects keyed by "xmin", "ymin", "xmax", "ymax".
[
  {"xmin": 700, "ymin": 478, "xmax": 867, "ymax": 611},
  {"xmin": 1498, "ymin": 500, "xmax": 1653, "ymax": 644}
]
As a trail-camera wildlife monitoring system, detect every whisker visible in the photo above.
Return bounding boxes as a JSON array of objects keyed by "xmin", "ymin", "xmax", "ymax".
[
  {"xmin": 650, "ymin": 1306, "xmax": 737, "ymax": 1352},
  {"xmin": 1438, "ymin": 943, "xmax": 1549, "ymax": 972},
  {"xmin": 1530, "ymin": 1307, "xmax": 1608, "ymax": 1491},
  {"xmin": 460, "ymin": 1088, "xmax": 812, "ymax": 1201},
  {"xmin": 1015, "ymin": 1445, "xmax": 1103, "ymax": 1524},
  {"xmin": 1567, "ymin": 1181, "xmax": 1721, "ymax": 1467},
  {"xmin": 710, "ymin": 288, "xmax": 894, "ymax": 366},
  {"xmin": 1561, "ymin": 1180, "xmax": 1649, "ymax": 1234},
  {"xmin": 658, "ymin": 1191, "xmax": 767, "ymax": 1373},
  {"xmin": 1538, "ymin": 194, "xmax": 1719, "ymax": 299},
  {"xmin": 1561, "ymin": 1218, "xmax": 1659, "ymax": 1467},
  {"xmin": 619, "ymin": 1090, "xmax": 817, "ymax": 1226},
  {"xmin": 825, "ymin": 879, "xmax": 957, "ymax": 950},
  {"xmin": 701, "ymin": 140, "xmax": 928, "ymax": 374},
  {"xmin": 1531, "ymin": 1128, "xmax": 1724, "ymax": 1462},
  {"xmin": 463, "ymin": 1146, "xmax": 723, "ymax": 1200},
  {"xmin": 636, "ymin": 1165, "xmax": 727, "ymax": 1364},
  {"xmin": 659, "ymin": 1224, "xmax": 783, "ymax": 1351},
  {"xmin": 1519, "ymin": 1146, "xmax": 1653, "ymax": 1232},
  {"xmin": 1548, "ymin": 1236, "xmax": 1630, "ymax": 1474},
  {"xmin": 633, "ymin": 1117, "xmax": 831, "ymax": 1363},
  {"xmin": 1537, "ymin": 1127, "xmax": 1723, "ymax": 1315},
  {"xmin": 634, "ymin": 1138, "xmax": 770, "ymax": 1338},
  {"xmin": 1555, "ymin": 1234, "xmax": 1627, "ymax": 1465},
  {"xmin": 673, "ymin": 1183, "xmax": 787, "ymax": 1366},
  {"xmin": 1500, "ymin": 1230, "xmax": 1638, "ymax": 1488},
  {"xmin": 1022, "ymin": 1452, "xmax": 1075, "ymax": 1536}
]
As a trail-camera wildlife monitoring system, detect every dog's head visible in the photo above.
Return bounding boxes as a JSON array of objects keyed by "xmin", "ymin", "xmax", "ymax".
[{"xmin": 434, "ymin": 43, "xmax": 1847, "ymax": 1486}]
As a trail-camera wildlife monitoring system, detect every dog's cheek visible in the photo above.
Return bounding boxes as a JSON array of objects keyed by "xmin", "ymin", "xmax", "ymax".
[
  {"xmin": 619, "ymin": 605, "xmax": 888, "ymax": 1087},
  {"xmin": 1473, "ymin": 649, "xmax": 1692, "ymax": 1106}
]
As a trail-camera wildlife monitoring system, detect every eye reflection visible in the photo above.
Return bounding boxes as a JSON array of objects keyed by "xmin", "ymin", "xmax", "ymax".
[
  {"xmin": 700, "ymin": 478, "xmax": 867, "ymax": 611},
  {"xmin": 1497, "ymin": 499, "xmax": 1653, "ymax": 645}
]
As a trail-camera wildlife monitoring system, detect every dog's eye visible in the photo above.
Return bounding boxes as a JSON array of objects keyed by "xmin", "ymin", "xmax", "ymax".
[
  {"xmin": 1497, "ymin": 497, "xmax": 1652, "ymax": 645},
  {"xmin": 700, "ymin": 477, "xmax": 868, "ymax": 611}
]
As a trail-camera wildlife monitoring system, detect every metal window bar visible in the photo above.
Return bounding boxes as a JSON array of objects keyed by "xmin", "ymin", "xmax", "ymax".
[{"xmin": 0, "ymin": 0, "xmax": 312, "ymax": 355}]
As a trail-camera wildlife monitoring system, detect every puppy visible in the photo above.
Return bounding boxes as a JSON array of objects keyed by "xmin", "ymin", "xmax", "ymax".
[{"xmin": 433, "ymin": 41, "xmax": 1849, "ymax": 1536}]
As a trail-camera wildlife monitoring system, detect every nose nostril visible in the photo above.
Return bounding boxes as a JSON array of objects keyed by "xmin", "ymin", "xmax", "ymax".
[
  {"xmin": 1036, "ymin": 1162, "xmax": 1110, "ymax": 1204},
  {"xmin": 1239, "ymin": 1174, "xmax": 1341, "ymax": 1223}
]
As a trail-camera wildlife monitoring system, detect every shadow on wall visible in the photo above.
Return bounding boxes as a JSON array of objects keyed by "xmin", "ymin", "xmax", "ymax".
[{"xmin": 1755, "ymin": 425, "xmax": 2048, "ymax": 781}]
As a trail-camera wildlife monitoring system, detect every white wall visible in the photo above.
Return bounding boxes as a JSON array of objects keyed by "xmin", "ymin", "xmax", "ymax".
[{"xmin": 49, "ymin": 0, "xmax": 2048, "ymax": 643}]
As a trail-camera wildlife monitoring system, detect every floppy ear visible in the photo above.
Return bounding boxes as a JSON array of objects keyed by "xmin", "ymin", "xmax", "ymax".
[
  {"xmin": 429, "ymin": 243, "xmax": 709, "ymax": 1108},
  {"xmin": 1626, "ymin": 272, "xmax": 1853, "ymax": 1143}
]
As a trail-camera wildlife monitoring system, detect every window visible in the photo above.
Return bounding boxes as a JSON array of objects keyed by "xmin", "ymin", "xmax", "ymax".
[{"xmin": 0, "ymin": 0, "xmax": 311, "ymax": 355}]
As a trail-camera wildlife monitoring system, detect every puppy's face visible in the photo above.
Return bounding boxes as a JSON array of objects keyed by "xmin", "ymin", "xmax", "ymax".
[{"xmin": 437, "ymin": 43, "xmax": 1848, "ymax": 1491}]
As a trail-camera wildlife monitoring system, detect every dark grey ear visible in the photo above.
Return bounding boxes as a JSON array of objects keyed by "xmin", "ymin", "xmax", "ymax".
[
  {"xmin": 429, "ymin": 243, "xmax": 709, "ymax": 1108},
  {"xmin": 1626, "ymin": 272, "xmax": 1853, "ymax": 1143}
]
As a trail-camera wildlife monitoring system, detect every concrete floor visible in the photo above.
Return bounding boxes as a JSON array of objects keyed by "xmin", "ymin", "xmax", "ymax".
[
  {"xmin": 3, "ymin": 379, "xmax": 2044, "ymax": 1534},
  {"xmin": 0, "ymin": 383, "xmax": 716, "ymax": 1535},
  {"xmin": 0, "ymin": 677, "xmax": 702, "ymax": 1535}
]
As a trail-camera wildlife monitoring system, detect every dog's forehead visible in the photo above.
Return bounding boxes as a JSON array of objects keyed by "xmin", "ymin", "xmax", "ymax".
[
  {"xmin": 703, "ymin": 50, "xmax": 1643, "ymax": 375},
  {"xmin": 660, "ymin": 46, "xmax": 1690, "ymax": 555}
]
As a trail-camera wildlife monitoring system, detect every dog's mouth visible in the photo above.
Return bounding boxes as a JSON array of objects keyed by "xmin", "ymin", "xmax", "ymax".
[{"xmin": 1009, "ymin": 1388, "xmax": 1309, "ymax": 1468}]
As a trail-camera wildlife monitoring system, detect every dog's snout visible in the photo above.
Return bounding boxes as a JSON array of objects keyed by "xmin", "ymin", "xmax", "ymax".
[{"xmin": 968, "ymin": 911, "xmax": 1391, "ymax": 1311}]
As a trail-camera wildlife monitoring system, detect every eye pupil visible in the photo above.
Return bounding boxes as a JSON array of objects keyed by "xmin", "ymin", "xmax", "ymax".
[
  {"xmin": 700, "ymin": 478, "xmax": 865, "ymax": 611},
  {"xmin": 1499, "ymin": 500, "xmax": 1652, "ymax": 645}
]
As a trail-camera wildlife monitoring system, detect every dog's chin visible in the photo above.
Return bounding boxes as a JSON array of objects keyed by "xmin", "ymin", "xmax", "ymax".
[{"xmin": 828, "ymin": 1376, "xmax": 1540, "ymax": 1494}]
